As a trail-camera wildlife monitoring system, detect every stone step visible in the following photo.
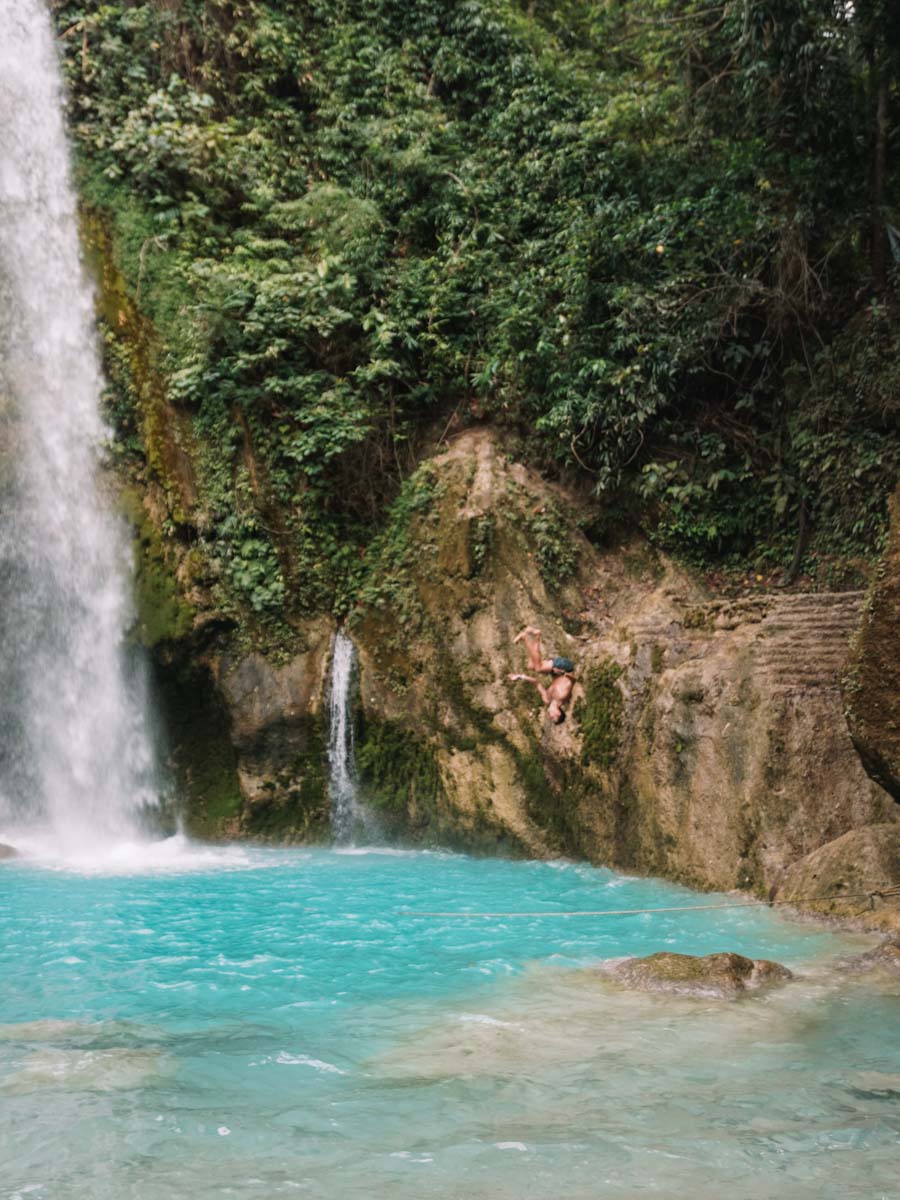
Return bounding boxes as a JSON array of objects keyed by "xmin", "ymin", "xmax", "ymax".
[{"xmin": 774, "ymin": 590, "xmax": 865, "ymax": 605}]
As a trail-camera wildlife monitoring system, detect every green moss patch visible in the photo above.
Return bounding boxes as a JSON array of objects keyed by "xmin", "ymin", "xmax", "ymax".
[
  {"xmin": 121, "ymin": 487, "xmax": 195, "ymax": 647},
  {"xmin": 357, "ymin": 718, "xmax": 443, "ymax": 831},
  {"xmin": 578, "ymin": 660, "xmax": 624, "ymax": 769}
]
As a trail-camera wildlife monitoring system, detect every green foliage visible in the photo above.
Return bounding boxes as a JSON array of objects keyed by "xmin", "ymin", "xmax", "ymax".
[
  {"xmin": 55, "ymin": 0, "xmax": 900, "ymax": 613},
  {"xmin": 353, "ymin": 464, "xmax": 439, "ymax": 621},
  {"xmin": 469, "ymin": 513, "xmax": 494, "ymax": 577},
  {"xmin": 122, "ymin": 488, "xmax": 196, "ymax": 645},
  {"xmin": 579, "ymin": 661, "xmax": 624, "ymax": 769},
  {"xmin": 522, "ymin": 498, "xmax": 580, "ymax": 586}
]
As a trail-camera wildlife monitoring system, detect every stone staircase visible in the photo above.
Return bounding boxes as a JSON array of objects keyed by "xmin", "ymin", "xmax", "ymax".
[
  {"xmin": 753, "ymin": 591, "xmax": 864, "ymax": 692},
  {"xmin": 623, "ymin": 591, "xmax": 865, "ymax": 694}
]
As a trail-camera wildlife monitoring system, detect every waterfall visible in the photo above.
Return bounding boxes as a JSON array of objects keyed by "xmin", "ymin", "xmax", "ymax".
[
  {"xmin": 327, "ymin": 631, "xmax": 372, "ymax": 843},
  {"xmin": 0, "ymin": 0, "xmax": 159, "ymax": 852}
]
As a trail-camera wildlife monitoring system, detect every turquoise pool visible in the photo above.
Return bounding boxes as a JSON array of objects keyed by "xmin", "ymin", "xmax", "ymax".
[{"xmin": 1, "ymin": 844, "xmax": 897, "ymax": 1199}]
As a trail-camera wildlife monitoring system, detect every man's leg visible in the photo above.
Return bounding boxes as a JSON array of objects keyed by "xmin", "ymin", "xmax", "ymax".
[{"xmin": 513, "ymin": 626, "xmax": 555, "ymax": 672}]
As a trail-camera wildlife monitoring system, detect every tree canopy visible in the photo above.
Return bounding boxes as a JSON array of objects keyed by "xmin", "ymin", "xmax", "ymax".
[{"xmin": 54, "ymin": 0, "xmax": 899, "ymax": 617}]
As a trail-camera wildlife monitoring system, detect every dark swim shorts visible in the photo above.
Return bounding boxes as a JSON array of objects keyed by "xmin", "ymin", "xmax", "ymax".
[{"xmin": 551, "ymin": 656, "xmax": 575, "ymax": 674}]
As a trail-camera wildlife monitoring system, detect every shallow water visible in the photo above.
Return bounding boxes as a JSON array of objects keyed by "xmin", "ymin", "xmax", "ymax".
[{"xmin": 1, "ymin": 845, "xmax": 898, "ymax": 1199}]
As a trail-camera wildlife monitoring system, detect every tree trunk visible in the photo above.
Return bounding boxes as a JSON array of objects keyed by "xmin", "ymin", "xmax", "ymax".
[{"xmin": 872, "ymin": 67, "xmax": 889, "ymax": 292}]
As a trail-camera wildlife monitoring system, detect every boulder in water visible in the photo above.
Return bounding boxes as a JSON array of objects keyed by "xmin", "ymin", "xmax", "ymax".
[
  {"xmin": 602, "ymin": 951, "xmax": 792, "ymax": 999},
  {"xmin": 0, "ymin": 843, "xmax": 18, "ymax": 860},
  {"xmin": 839, "ymin": 937, "xmax": 900, "ymax": 974}
]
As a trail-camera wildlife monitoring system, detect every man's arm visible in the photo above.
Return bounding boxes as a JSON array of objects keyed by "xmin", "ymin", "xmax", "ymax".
[{"xmin": 508, "ymin": 673, "xmax": 550, "ymax": 705}]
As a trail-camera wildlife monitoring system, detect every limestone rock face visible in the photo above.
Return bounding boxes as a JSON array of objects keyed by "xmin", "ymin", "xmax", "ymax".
[
  {"xmin": 844, "ymin": 483, "xmax": 900, "ymax": 800},
  {"xmin": 613, "ymin": 591, "xmax": 897, "ymax": 894},
  {"xmin": 0, "ymin": 843, "xmax": 18, "ymax": 860},
  {"xmin": 151, "ymin": 616, "xmax": 335, "ymax": 842},
  {"xmin": 351, "ymin": 428, "xmax": 896, "ymax": 908},
  {"xmin": 352, "ymin": 427, "xmax": 617, "ymax": 854},
  {"xmin": 131, "ymin": 419, "xmax": 897, "ymax": 925},
  {"xmin": 604, "ymin": 951, "xmax": 793, "ymax": 998},
  {"xmin": 207, "ymin": 618, "xmax": 335, "ymax": 839},
  {"xmin": 776, "ymin": 824, "xmax": 900, "ymax": 932}
]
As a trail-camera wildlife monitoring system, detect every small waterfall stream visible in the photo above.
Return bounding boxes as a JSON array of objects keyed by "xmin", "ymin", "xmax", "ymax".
[
  {"xmin": 327, "ymin": 631, "xmax": 371, "ymax": 843},
  {"xmin": 0, "ymin": 0, "xmax": 159, "ymax": 851}
]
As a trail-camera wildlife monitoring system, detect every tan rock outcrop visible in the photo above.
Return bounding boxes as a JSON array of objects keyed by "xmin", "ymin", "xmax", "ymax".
[
  {"xmin": 135, "ymin": 423, "xmax": 897, "ymax": 922},
  {"xmin": 612, "ymin": 591, "xmax": 897, "ymax": 893},
  {"xmin": 776, "ymin": 824, "xmax": 900, "ymax": 932},
  {"xmin": 844, "ymin": 482, "xmax": 900, "ymax": 799},
  {"xmin": 351, "ymin": 428, "xmax": 897, "ymax": 914},
  {"xmin": 839, "ymin": 937, "xmax": 900, "ymax": 973}
]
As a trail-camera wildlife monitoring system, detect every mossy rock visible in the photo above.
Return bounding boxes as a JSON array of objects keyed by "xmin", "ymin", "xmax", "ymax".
[
  {"xmin": 578, "ymin": 660, "xmax": 624, "ymax": 769},
  {"xmin": 153, "ymin": 661, "xmax": 242, "ymax": 837},
  {"xmin": 120, "ymin": 487, "xmax": 194, "ymax": 647},
  {"xmin": 605, "ymin": 951, "xmax": 792, "ymax": 998},
  {"xmin": 240, "ymin": 716, "xmax": 330, "ymax": 843},
  {"xmin": 357, "ymin": 716, "xmax": 443, "ymax": 834}
]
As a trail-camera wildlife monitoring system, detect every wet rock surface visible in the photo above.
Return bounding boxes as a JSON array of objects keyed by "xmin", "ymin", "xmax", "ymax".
[
  {"xmin": 0, "ymin": 843, "xmax": 18, "ymax": 860},
  {"xmin": 776, "ymin": 824, "xmax": 900, "ymax": 933},
  {"xmin": 839, "ymin": 938, "xmax": 900, "ymax": 974},
  {"xmin": 603, "ymin": 951, "xmax": 793, "ymax": 998}
]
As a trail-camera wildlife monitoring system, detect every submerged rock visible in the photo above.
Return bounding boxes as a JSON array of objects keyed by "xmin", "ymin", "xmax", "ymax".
[
  {"xmin": 603, "ymin": 951, "xmax": 793, "ymax": 999},
  {"xmin": 839, "ymin": 938, "xmax": 900, "ymax": 974},
  {"xmin": 0, "ymin": 843, "xmax": 18, "ymax": 860}
]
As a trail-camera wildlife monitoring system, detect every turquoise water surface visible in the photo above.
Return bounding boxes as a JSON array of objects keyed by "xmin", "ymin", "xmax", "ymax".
[{"xmin": 1, "ymin": 845, "xmax": 898, "ymax": 1199}]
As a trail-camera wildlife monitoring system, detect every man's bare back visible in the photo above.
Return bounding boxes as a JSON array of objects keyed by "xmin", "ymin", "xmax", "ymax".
[{"xmin": 508, "ymin": 626, "xmax": 574, "ymax": 724}]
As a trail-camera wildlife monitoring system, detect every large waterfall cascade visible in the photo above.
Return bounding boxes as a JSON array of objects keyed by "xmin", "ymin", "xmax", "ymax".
[
  {"xmin": 0, "ymin": 0, "xmax": 160, "ymax": 852},
  {"xmin": 327, "ymin": 631, "xmax": 374, "ymax": 843}
]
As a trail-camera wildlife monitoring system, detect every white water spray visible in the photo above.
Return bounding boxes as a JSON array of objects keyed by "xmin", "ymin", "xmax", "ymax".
[
  {"xmin": 0, "ymin": 0, "xmax": 159, "ymax": 852},
  {"xmin": 327, "ymin": 631, "xmax": 373, "ymax": 843}
]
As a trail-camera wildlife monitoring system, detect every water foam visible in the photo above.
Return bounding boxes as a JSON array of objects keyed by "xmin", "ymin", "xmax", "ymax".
[{"xmin": 0, "ymin": 832, "xmax": 266, "ymax": 876}]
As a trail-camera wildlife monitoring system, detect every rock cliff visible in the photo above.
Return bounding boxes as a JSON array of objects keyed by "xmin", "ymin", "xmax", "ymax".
[
  {"xmin": 348, "ymin": 430, "xmax": 898, "ymax": 908},
  {"xmin": 127, "ymin": 422, "xmax": 899, "ymax": 927},
  {"xmin": 843, "ymin": 482, "xmax": 900, "ymax": 799}
]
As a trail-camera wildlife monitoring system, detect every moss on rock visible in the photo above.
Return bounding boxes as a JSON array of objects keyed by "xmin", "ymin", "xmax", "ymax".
[
  {"xmin": 578, "ymin": 660, "xmax": 624, "ymax": 768},
  {"xmin": 154, "ymin": 661, "xmax": 243, "ymax": 838},
  {"xmin": 357, "ymin": 716, "xmax": 443, "ymax": 832},
  {"xmin": 241, "ymin": 715, "xmax": 330, "ymax": 842},
  {"xmin": 606, "ymin": 951, "xmax": 792, "ymax": 998},
  {"xmin": 121, "ymin": 487, "xmax": 195, "ymax": 647}
]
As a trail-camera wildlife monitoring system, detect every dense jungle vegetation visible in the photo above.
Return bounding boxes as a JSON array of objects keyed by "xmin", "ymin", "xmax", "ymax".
[{"xmin": 53, "ymin": 0, "xmax": 900, "ymax": 621}]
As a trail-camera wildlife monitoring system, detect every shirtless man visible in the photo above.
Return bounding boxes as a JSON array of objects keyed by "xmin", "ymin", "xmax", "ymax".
[{"xmin": 508, "ymin": 626, "xmax": 574, "ymax": 725}]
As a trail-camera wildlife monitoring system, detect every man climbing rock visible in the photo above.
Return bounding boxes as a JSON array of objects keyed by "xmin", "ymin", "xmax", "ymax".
[{"xmin": 508, "ymin": 626, "xmax": 575, "ymax": 725}]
